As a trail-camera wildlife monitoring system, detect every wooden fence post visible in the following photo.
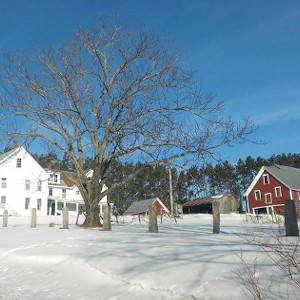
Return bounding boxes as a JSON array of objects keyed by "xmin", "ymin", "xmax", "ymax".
[
  {"xmin": 148, "ymin": 204, "xmax": 158, "ymax": 233},
  {"xmin": 285, "ymin": 199, "xmax": 299, "ymax": 236},
  {"xmin": 62, "ymin": 207, "xmax": 69, "ymax": 229},
  {"xmin": 31, "ymin": 208, "xmax": 37, "ymax": 228},
  {"xmin": 2, "ymin": 210, "xmax": 8, "ymax": 227},
  {"xmin": 103, "ymin": 205, "xmax": 111, "ymax": 231},
  {"xmin": 212, "ymin": 200, "xmax": 220, "ymax": 234}
]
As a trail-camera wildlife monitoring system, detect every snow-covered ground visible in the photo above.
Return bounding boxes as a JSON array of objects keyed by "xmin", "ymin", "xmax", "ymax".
[{"xmin": 0, "ymin": 213, "xmax": 299, "ymax": 300}]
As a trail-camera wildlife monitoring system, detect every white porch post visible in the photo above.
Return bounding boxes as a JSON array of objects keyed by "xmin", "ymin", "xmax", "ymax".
[
  {"xmin": 76, "ymin": 203, "xmax": 79, "ymax": 214},
  {"xmin": 55, "ymin": 199, "xmax": 58, "ymax": 216},
  {"xmin": 63, "ymin": 202, "xmax": 66, "ymax": 208}
]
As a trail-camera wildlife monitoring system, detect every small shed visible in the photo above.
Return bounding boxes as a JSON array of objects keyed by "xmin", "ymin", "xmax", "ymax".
[
  {"xmin": 123, "ymin": 197, "xmax": 170, "ymax": 216},
  {"xmin": 182, "ymin": 193, "xmax": 240, "ymax": 214}
]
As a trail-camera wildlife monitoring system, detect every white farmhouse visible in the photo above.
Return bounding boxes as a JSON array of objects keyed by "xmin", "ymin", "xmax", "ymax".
[
  {"xmin": 0, "ymin": 142, "xmax": 109, "ymax": 216},
  {"xmin": 46, "ymin": 168, "xmax": 108, "ymax": 216},
  {"xmin": 0, "ymin": 144, "xmax": 48, "ymax": 216}
]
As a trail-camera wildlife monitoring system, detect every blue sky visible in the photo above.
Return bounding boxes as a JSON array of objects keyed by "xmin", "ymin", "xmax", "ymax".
[{"xmin": 1, "ymin": 0, "xmax": 300, "ymax": 163}]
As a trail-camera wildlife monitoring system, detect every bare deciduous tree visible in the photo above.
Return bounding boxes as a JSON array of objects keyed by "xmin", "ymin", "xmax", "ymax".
[{"xmin": 0, "ymin": 18, "xmax": 253, "ymax": 227}]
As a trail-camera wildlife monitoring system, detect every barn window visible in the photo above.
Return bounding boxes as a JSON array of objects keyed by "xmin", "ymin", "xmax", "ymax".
[
  {"xmin": 263, "ymin": 174, "xmax": 269, "ymax": 184},
  {"xmin": 254, "ymin": 190, "xmax": 261, "ymax": 200},
  {"xmin": 265, "ymin": 193, "xmax": 272, "ymax": 204},
  {"xmin": 275, "ymin": 187, "xmax": 282, "ymax": 198}
]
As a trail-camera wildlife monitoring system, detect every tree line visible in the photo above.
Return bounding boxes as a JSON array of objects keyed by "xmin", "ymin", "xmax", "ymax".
[{"xmin": 27, "ymin": 151, "xmax": 300, "ymax": 213}]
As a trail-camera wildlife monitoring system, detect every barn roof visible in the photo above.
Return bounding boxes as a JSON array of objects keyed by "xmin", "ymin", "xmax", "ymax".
[
  {"xmin": 123, "ymin": 197, "xmax": 169, "ymax": 215},
  {"xmin": 182, "ymin": 193, "xmax": 233, "ymax": 207},
  {"xmin": 265, "ymin": 164, "xmax": 300, "ymax": 190},
  {"xmin": 123, "ymin": 198, "xmax": 157, "ymax": 215}
]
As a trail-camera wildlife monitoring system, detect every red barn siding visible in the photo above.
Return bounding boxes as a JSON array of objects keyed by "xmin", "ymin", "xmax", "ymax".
[
  {"xmin": 153, "ymin": 200, "xmax": 166, "ymax": 215},
  {"xmin": 140, "ymin": 200, "xmax": 168, "ymax": 216},
  {"xmin": 248, "ymin": 171, "xmax": 290, "ymax": 214},
  {"xmin": 292, "ymin": 190, "xmax": 300, "ymax": 201}
]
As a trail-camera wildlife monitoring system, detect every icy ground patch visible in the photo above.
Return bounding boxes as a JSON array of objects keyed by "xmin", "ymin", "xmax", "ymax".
[{"xmin": 0, "ymin": 214, "xmax": 298, "ymax": 299}]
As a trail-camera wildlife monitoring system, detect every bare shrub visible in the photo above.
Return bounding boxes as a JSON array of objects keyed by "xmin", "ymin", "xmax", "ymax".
[
  {"xmin": 235, "ymin": 215, "xmax": 300, "ymax": 299},
  {"xmin": 235, "ymin": 253, "xmax": 265, "ymax": 300}
]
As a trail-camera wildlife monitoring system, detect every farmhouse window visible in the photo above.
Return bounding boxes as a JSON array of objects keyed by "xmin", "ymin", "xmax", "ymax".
[
  {"xmin": 1, "ymin": 177, "xmax": 7, "ymax": 188},
  {"xmin": 37, "ymin": 180, "xmax": 42, "ymax": 191},
  {"xmin": 54, "ymin": 174, "xmax": 58, "ymax": 183},
  {"xmin": 62, "ymin": 189, "xmax": 66, "ymax": 199},
  {"xmin": 25, "ymin": 180, "xmax": 30, "ymax": 190},
  {"xmin": 275, "ymin": 186, "xmax": 282, "ymax": 198},
  {"xmin": 37, "ymin": 198, "xmax": 42, "ymax": 210},
  {"xmin": 49, "ymin": 187, "xmax": 53, "ymax": 196},
  {"xmin": 0, "ymin": 196, "xmax": 6, "ymax": 208},
  {"xmin": 265, "ymin": 193, "xmax": 272, "ymax": 204},
  {"xmin": 25, "ymin": 197, "xmax": 30, "ymax": 209},
  {"xmin": 263, "ymin": 174, "xmax": 269, "ymax": 184},
  {"xmin": 16, "ymin": 158, "xmax": 22, "ymax": 168},
  {"xmin": 254, "ymin": 190, "xmax": 261, "ymax": 200}
]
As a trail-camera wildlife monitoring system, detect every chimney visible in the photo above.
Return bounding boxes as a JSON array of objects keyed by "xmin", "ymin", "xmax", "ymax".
[
  {"xmin": 47, "ymin": 161, "xmax": 52, "ymax": 170},
  {"xmin": 13, "ymin": 140, "xmax": 18, "ymax": 149}
]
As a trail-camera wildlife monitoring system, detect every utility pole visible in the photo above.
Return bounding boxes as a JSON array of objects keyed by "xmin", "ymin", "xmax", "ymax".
[{"xmin": 169, "ymin": 166, "xmax": 175, "ymax": 216}]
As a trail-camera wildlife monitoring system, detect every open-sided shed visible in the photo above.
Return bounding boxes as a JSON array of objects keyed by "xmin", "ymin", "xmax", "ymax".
[{"xmin": 182, "ymin": 193, "xmax": 240, "ymax": 214}]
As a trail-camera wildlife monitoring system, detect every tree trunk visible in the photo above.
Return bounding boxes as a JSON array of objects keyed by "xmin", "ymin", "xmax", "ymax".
[{"xmin": 82, "ymin": 200, "xmax": 102, "ymax": 228}]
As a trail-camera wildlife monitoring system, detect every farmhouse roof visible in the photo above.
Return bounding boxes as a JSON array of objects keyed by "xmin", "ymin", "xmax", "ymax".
[
  {"xmin": 45, "ymin": 168, "xmax": 78, "ymax": 187},
  {"xmin": 0, "ymin": 148, "xmax": 15, "ymax": 161},
  {"xmin": 182, "ymin": 193, "xmax": 233, "ymax": 207},
  {"xmin": 244, "ymin": 164, "xmax": 300, "ymax": 196},
  {"xmin": 123, "ymin": 197, "xmax": 169, "ymax": 215},
  {"xmin": 60, "ymin": 171, "xmax": 78, "ymax": 187}
]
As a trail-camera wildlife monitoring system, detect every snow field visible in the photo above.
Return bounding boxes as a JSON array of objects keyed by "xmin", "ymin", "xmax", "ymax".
[{"xmin": 0, "ymin": 214, "xmax": 298, "ymax": 299}]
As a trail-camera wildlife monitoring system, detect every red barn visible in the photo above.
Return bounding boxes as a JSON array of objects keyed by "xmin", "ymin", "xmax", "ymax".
[
  {"xmin": 244, "ymin": 164, "xmax": 300, "ymax": 216},
  {"xmin": 123, "ymin": 197, "xmax": 170, "ymax": 216}
]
